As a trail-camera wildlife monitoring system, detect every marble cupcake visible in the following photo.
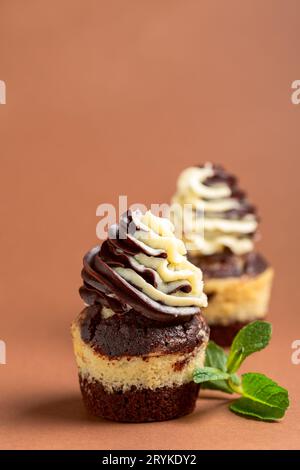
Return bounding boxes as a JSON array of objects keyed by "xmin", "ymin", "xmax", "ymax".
[
  {"xmin": 172, "ymin": 163, "xmax": 273, "ymax": 347},
  {"xmin": 71, "ymin": 210, "xmax": 208, "ymax": 422}
]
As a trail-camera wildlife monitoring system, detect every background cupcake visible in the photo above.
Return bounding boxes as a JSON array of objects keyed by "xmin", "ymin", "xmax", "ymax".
[
  {"xmin": 72, "ymin": 210, "xmax": 209, "ymax": 422},
  {"xmin": 171, "ymin": 163, "xmax": 274, "ymax": 346}
]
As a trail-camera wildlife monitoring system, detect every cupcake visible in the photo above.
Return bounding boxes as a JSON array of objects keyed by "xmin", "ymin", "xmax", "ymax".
[
  {"xmin": 71, "ymin": 210, "xmax": 209, "ymax": 422},
  {"xmin": 171, "ymin": 163, "xmax": 274, "ymax": 347}
]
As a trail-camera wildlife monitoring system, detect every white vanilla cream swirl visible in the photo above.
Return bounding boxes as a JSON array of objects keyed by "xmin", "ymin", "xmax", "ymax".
[
  {"xmin": 113, "ymin": 210, "xmax": 207, "ymax": 309},
  {"xmin": 171, "ymin": 164, "xmax": 258, "ymax": 255}
]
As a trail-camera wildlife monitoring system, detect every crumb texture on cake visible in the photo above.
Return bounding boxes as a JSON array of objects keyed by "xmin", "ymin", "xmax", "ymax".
[
  {"xmin": 79, "ymin": 306, "xmax": 209, "ymax": 357},
  {"xmin": 79, "ymin": 376, "xmax": 200, "ymax": 422},
  {"xmin": 189, "ymin": 251, "xmax": 269, "ymax": 279},
  {"xmin": 72, "ymin": 320, "xmax": 207, "ymax": 393},
  {"xmin": 203, "ymin": 267, "xmax": 274, "ymax": 325}
]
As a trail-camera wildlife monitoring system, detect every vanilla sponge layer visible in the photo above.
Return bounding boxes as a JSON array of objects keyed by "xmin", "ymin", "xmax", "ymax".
[
  {"xmin": 71, "ymin": 322, "xmax": 206, "ymax": 393},
  {"xmin": 203, "ymin": 267, "xmax": 274, "ymax": 326}
]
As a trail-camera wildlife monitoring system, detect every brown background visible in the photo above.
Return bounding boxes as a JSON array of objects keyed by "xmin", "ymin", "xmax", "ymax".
[{"xmin": 0, "ymin": 0, "xmax": 300, "ymax": 449}]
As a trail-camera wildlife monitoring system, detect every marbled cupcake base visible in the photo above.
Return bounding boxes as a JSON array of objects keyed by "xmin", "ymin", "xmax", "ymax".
[
  {"xmin": 189, "ymin": 251, "xmax": 273, "ymax": 347},
  {"xmin": 72, "ymin": 306, "xmax": 209, "ymax": 423},
  {"xmin": 79, "ymin": 376, "xmax": 200, "ymax": 422},
  {"xmin": 203, "ymin": 267, "xmax": 273, "ymax": 346}
]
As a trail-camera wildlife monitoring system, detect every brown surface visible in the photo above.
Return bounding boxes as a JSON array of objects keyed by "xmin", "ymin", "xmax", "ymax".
[{"xmin": 0, "ymin": 0, "xmax": 299, "ymax": 450}]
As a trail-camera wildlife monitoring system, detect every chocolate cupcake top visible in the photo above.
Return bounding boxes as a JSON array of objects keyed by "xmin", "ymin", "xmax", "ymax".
[
  {"xmin": 172, "ymin": 163, "xmax": 258, "ymax": 255},
  {"xmin": 80, "ymin": 210, "xmax": 207, "ymax": 323}
]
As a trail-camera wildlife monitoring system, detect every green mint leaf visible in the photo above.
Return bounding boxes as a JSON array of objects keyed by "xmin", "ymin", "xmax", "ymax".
[
  {"xmin": 226, "ymin": 347, "xmax": 245, "ymax": 375},
  {"xmin": 193, "ymin": 367, "xmax": 230, "ymax": 384},
  {"xmin": 205, "ymin": 341, "xmax": 228, "ymax": 371},
  {"xmin": 230, "ymin": 373, "xmax": 289, "ymax": 421},
  {"xmin": 227, "ymin": 321, "xmax": 272, "ymax": 373},
  {"xmin": 201, "ymin": 379, "xmax": 233, "ymax": 394},
  {"xmin": 229, "ymin": 373, "xmax": 241, "ymax": 387},
  {"xmin": 202, "ymin": 341, "xmax": 234, "ymax": 393}
]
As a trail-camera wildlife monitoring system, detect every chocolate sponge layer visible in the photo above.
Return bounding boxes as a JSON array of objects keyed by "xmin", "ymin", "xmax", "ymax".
[
  {"xmin": 189, "ymin": 251, "xmax": 268, "ymax": 279},
  {"xmin": 79, "ymin": 306, "xmax": 209, "ymax": 358},
  {"xmin": 79, "ymin": 375, "xmax": 200, "ymax": 422}
]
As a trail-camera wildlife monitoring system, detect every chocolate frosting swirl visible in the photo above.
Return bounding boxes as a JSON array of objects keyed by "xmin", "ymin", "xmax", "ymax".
[
  {"xmin": 80, "ymin": 210, "xmax": 207, "ymax": 323},
  {"xmin": 172, "ymin": 163, "xmax": 259, "ymax": 255}
]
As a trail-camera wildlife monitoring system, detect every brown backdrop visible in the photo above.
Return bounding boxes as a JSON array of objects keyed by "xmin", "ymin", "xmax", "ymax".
[{"xmin": 0, "ymin": 0, "xmax": 299, "ymax": 449}]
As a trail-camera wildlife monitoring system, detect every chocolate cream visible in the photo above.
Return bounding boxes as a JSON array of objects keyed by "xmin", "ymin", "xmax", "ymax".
[
  {"xmin": 79, "ymin": 210, "xmax": 207, "ymax": 324},
  {"xmin": 171, "ymin": 163, "xmax": 259, "ymax": 256}
]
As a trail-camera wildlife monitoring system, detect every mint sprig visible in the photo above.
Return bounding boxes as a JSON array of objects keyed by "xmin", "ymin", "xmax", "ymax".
[
  {"xmin": 197, "ymin": 341, "xmax": 235, "ymax": 394},
  {"xmin": 193, "ymin": 321, "xmax": 289, "ymax": 421},
  {"xmin": 226, "ymin": 321, "xmax": 272, "ymax": 373},
  {"xmin": 230, "ymin": 373, "xmax": 289, "ymax": 420},
  {"xmin": 193, "ymin": 367, "xmax": 230, "ymax": 383}
]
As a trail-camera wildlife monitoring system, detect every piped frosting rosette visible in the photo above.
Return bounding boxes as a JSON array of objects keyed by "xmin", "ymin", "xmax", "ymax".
[
  {"xmin": 171, "ymin": 163, "xmax": 258, "ymax": 256},
  {"xmin": 80, "ymin": 210, "xmax": 207, "ymax": 323}
]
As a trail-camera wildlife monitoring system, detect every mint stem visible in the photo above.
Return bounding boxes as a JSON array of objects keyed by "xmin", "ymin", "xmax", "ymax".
[
  {"xmin": 228, "ymin": 378, "xmax": 243, "ymax": 395},
  {"xmin": 193, "ymin": 322, "xmax": 289, "ymax": 421}
]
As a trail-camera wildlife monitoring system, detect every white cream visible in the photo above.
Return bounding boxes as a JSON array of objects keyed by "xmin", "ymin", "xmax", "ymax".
[
  {"xmin": 172, "ymin": 164, "xmax": 257, "ymax": 255},
  {"xmin": 101, "ymin": 307, "xmax": 116, "ymax": 319},
  {"xmin": 112, "ymin": 211, "xmax": 208, "ymax": 309},
  {"xmin": 203, "ymin": 267, "xmax": 274, "ymax": 325}
]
